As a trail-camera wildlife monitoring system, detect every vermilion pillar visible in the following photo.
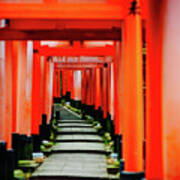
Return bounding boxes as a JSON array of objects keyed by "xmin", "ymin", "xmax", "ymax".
[
  {"xmin": 90, "ymin": 69, "xmax": 95, "ymax": 106},
  {"xmin": 43, "ymin": 57, "xmax": 54, "ymax": 122},
  {"xmin": 0, "ymin": 41, "xmax": 13, "ymax": 148},
  {"xmin": 12, "ymin": 41, "xmax": 18, "ymax": 133},
  {"xmin": 70, "ymin": 70, "xmax": 74, "ymax": 100},
  {"xmin": 95, "ymin": 68, "xmax": 101, "ymax": 110},
  {"xmin": 62, "ymin": 70, "xmax": 67, "ymax": 97},
  {"xmin": 102, "ymin": 66, "xmax": 108, "ymax": 119},
  {"xmin": 146, "ymin": 0, "xmax": 165, "ymax": 179},
  {"xmin": 81, "ymin": 70, "xmax": 86, "ymax": 104},
  {"xmin": 53, "ymin": 69, "xmax": 58, "ymax": 98},
  {"xmin": 121, "ymin": 0, "xmax": 144, "ymax": 178},
  {"xmin": 67, "ymin": 70, "xmax": 71, "ymax": 96},
  {"xmin": 86, "ymin": 69, "xmax": 91, "ymax": 106},
  {"xmin": 73, "ymin": 70, "xmax": 82, "ymax": 101},
  {"xmin": 15, "ymin": 41, "xmax": 33, "ymax": 135},
  {"xmin": 108, "ymin": 63, "xmax": 112, "ymax": 116},
  {"xmin": 0, "ymin": 41, "xmax": 6, "ymax": 143},
  {"xmin": 57, "ymin": 70, "xmax": 61, "ymax": 98},
  {"xmin": 32, "ymin": 41, "xmax": 41, "ymax": 134}
]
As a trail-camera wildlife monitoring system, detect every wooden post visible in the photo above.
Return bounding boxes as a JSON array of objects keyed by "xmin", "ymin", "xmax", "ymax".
[
  {"xmin": 32, "ymin": 41, "xmax": 41, "ymax": 134},
  {"xmin": 121, "ymin": 0, "xmax": 144, "ymax": 178}
]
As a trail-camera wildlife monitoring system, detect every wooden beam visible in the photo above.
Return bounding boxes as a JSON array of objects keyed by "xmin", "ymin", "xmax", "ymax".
[
  {"xmin": 55, "ymin": 63, "xmax": 103, "ymax": 69},
  {"xmin": 39, "ymin": 46, "xmax": 115, "ymax": 57},
  {"xmin": 8, "ymin": 19, "xmax": 121, "ymax": 30},
  {"xmin": 0, "ymin": 29, "xmax": 121, "ymax": 40},
  {"xmin": 0, "ymin": 3, "xmax": 125, "ymax": 20}
]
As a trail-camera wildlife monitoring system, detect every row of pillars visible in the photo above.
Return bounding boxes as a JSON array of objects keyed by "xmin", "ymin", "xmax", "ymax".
[{"xmin": 0, "ymin": 41, "xmax": 54, "ymax": 148}]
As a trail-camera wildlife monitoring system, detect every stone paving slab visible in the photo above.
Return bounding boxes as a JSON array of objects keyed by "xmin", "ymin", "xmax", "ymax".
[
  {"xmin": 52, "ymin": 142, "xmax": 106, "ymax": 154},
  {"xmin": 59, "ymin": 108, "xmax": 81, "ymax": 120},
  {"xmin": 31, "ymin": 153, "xmax": 109, "ymax": 180},
  {"xmin": 57, "ymin": 123, "xmax": 93, "ymax": 128},
  {"xmin": 57, "ymin": 127, "xmax": 98, "ymax": 135},
  {"xmin": 56, "ymin": 134, "xmax": 103, "ymax": 142},
  {"xmin": 58, "ymin": 120, "xmax": 89, "ymax": 124}
]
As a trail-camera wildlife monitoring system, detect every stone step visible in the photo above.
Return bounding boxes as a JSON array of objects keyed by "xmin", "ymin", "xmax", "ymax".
[
  {"xmin": 56, "ymin": 134, "xmax": 103, "ymax": 143},
  {"xmin": 57, "ymin": 120, "xmax": 89, "ymax": 124},
  {"xmin": 57, "ymin": 123, "xmax": 93, "ymax": 128},
  {"xmin": 57, "ymin": 127, "xmax": 98, "ymax": 135},
  {"xmin": 52, "ymin": 142, "xmax": 106, "ymax": 154},
  {"xmin": 31, "ymin": 153, "xmax": 109, "ymax": 180}
]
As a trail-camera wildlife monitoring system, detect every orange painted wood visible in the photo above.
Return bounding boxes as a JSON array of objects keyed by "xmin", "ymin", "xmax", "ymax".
[
  {"xmin": 95, "ymin": 68, "xmax": 101, "ymax": 110},
  {"xmin": 43, "ymin": 0, "xmax": 57, "ymax": 3},
  {"xmin": 4, "ymin": 41, "xmax": 13, "ymax": 148},
  {"xmin": 12, "ymin": 41, "xmax": 33, "ymax": 135},
  {"xmin": 123, "ymin": 0, "xmax": 144, "ymax": 171},
  {"xmin": 73, "ymin": 71, "xmax": 82, "ymax": 101},
  {"xmin": 102, "ymin": 67, "xmax": 108, "ymax": 119},
  {"xmin": 0, "ymin": 29, "xmax": 121, "ymax": 41},
  {"xmin": 108, "ymin": 63, "xmax": 111, "ymax": 115},
  {"xmin": 43, "ymin": 58, "xmax": 54, "ymax": 122},
  {"xmin": 62, "ymin": 70, "xmax": 67, "ymax": 96},
  {"xmin": 85, "ymin": 69, "xmax": 91, "ymax": 105},
  {"xmin": 0, "ymin": 3, "xmax": 124, "ymax": 20},
  {"xmin": 8, "ymin": 19, "xmax": 121, "ymax": 30},
  {"xmin": 145, "ymin": 0, "xmax": 165, "ymax": 179},
  {"xmin": 53, "ymin": 69, "xmax": 58, "ymax": 98},
  {"xmin": 12, "ymin": 41, "xmax": 18, "ymax": 133},
  {"xmin": 39, "ymin": 45, "xmax": 115, "ymax": 57},
  {"xmin": 32, "ymin": 41, "xmax": 41, "ymax": 134},
  {"xmin": 0, "ymin": 41, "xmax": 13, "ymax": 148},
  {"xmin": 114, "ymin": 41, "xmax": 123, "ymax": 134},
  {"xmin": 66, "ymin": 70, "xmax": 72, "ymax": 93}
]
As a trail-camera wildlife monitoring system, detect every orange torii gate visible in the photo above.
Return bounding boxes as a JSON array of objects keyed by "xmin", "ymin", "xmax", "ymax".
[{"xmin": 2, "ymin": 0, "xmax": 179, "ymax": 179}]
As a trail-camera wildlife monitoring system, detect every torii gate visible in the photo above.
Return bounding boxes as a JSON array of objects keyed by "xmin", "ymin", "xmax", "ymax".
[{"xmin": 2, "ymin": 0, "xmax": 179, "ymax": 179}]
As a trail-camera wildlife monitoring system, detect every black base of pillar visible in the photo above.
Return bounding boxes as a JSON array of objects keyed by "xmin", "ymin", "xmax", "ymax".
[
  {"xmin": 0, "ymin": 141, "xmax": 7, "ymax": 179},
  {"xmin": 53, "ymin": 97, "xmax": 61, "ymax": 103},
  {"xmin": 114, "ymin": 134, "xmax": 122, "ymax": 159},
  {"xmin": 65, "ymin": 91, "xmax": 71, "ymax": 101},
  {"xmin": 31, "ymin": 134, "xmax": 41, "ymax": 152},
  {"xmin": 6, "ymin": 149, "xmax": 15, "ymax": 180},
  {"xmin": 94, "ymin": 107, "xmax": 103, "ymax": 123},
  {"xmin": 120, "ymin": 171, "xmax": 145, "ymax": 180},
  {"xmin": 120, "ymin": 159, "xmax": 125, "ymax": 172},
  {"xmin": 73, "ymin": 100, "xmax": 81, "ymax": 109},
  {"xmin": 56, "ymin": 111, "xmax": 60, "ymax": 120}
]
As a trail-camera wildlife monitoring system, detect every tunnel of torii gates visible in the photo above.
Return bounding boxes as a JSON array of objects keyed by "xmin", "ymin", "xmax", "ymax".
[{"xmin": 0, "ymin": 0, "xmax": 180, "ymax": 179}]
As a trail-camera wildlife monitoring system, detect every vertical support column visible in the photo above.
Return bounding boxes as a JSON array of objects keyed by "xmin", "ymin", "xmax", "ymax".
[
  {"xmin": 40, "ymin": 56, "xmax": 45, "ymax": 119},
  {"xmin": 15, "ymin": 41, "xmax": 33, "ymax": 135},
  {"xmin": 0, "ymin": 41, "xmax": 13, "ymax": 148},
  {"xmin": 62, "ymin": 70, "xmax": 67, "ymax": 97},
  {"xmin": 57, "ymin": 70, "xmax": 61, "ymax": 98},
  {"xmin": 102, "ymin": 65, "xmax": 108, "ymax": 119},
  {"xmin": 146, "ymin": 0, "xmax": 165, "ymax": 179},
  {"xmin": 70, "ymin": 70, "xmax": 74, "ymax": 100},
  {"xmin": 113, "ymin": 41, "xmax": 124, "ymax": 159},
  {"xmin": 53, "ymin": 69, "xmax": 58, "ymax": 98},
  {"xmin": 26, "ymin": 41, "xmax": 33, "ymax": 135},
  {"xmin": 43, "ymin": 57, "xmax": 54, "ymax": 122},
  {"xmin": 81, "ymin": 70, "xmax": 85, "ymax": 105},
  {"xmin": 12, "ymin": 41, "xmax": 18, "ymax": 133},
  {"xmin": 120, "ymin": 0, "xmax": 144, "ymax": 178},
  {"xmin": 0, "ymin": 41, "xmax": 5, "ymax": 142},
  {"xmin": 5, "ymin": 41, "xmax": 13, "ymax": 148},
  {"xmin": 66, "ymin": 70, "xmax": 71, "ymax": 101},
  {"xmin": 95, "ymin": 68, "xmax": 101, "ymax": 110},
  {"xmin": 73, "ymin": 70, "xmax": 82, "ymax": 109},
  {"xmin": 32, "ymin": 41, "xmax": 41, "ymax": 134}
]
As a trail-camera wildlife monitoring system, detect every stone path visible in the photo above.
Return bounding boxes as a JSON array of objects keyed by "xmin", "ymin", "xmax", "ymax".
[
  {"xmin": 31, "ymin": 106, "xmax": 109, "ymax": 180},
  {"xmin": 56, "ymin": 134, "xmax": 103, "ymax": 143}
]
